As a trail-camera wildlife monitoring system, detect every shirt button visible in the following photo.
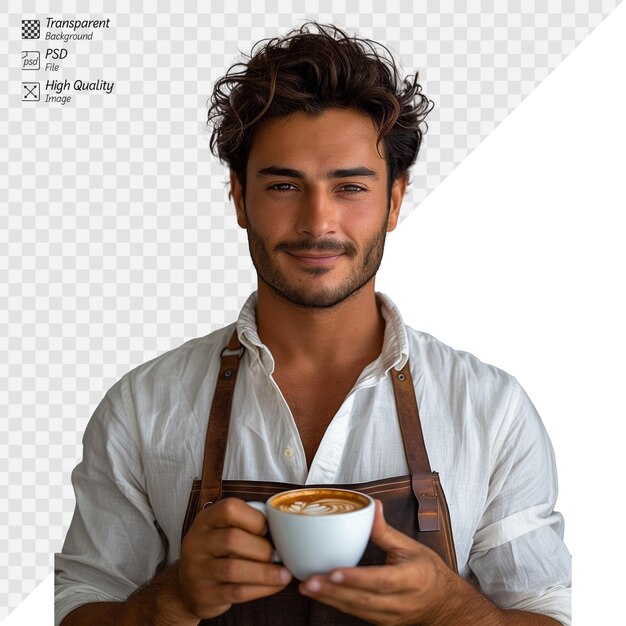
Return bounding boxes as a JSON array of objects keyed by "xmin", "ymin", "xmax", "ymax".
[{"xmin": 283, "ymin": 447, "xmax": 294, "ymax": 459}]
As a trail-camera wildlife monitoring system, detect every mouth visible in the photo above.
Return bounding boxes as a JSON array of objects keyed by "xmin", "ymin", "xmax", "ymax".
[{"xmin": 286, "ymin": 251, "xmax": 344, "ymax": 266}]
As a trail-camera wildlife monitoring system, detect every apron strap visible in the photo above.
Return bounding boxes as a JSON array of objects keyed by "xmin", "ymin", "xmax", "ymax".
[
  {"xmin": 197, "ymin": 330, "xmax": 244, "ymax": 515},
  {"xmin": 391, "ymin": 362, "xmax": 441, "ymax": 532}
]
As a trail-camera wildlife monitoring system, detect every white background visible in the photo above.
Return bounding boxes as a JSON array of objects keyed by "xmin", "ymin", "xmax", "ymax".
[{"xmin": 379, "ymin": 5, "xmax": 626, "ymax": 623}]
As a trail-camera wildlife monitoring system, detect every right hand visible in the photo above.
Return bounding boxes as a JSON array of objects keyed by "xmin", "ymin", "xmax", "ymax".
[{"xmin": 177, "ymin": 497, "xmax": 293, "ymax": 619}]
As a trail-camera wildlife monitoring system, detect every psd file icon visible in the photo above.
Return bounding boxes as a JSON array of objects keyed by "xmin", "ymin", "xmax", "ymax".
[
  {"xmin": 22, "ymin": 51, "xmax": 40, "ymax": 70},
  {"xmin": 22, "ymin": 82, "xmax": 40, "ymax": 101},
  {"xmin": 22, "ymin": 19, "xmax": 40, "ymax": 39}
]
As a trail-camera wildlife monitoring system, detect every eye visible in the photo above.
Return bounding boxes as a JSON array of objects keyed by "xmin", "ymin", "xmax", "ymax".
[
  {"xmin": 339, "ymin": 184, "xmax": 366, "ymax": 194},
  {"xmin": 267, "ymin": 182, "xmax": 298, "ymax": 193}
]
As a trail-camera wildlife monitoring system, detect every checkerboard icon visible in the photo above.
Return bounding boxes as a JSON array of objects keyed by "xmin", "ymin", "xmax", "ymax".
[{"xmin": 22, "ymin": 19, "xmax": 40, "ymax": 39}]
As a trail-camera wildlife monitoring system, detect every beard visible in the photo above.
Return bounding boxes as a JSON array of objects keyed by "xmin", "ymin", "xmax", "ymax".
[{"xmin": 245, "ymin": 218, "xmax": 389, "ymax": 310}]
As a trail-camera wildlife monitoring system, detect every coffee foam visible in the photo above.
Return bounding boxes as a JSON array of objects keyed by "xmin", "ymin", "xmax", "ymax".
[{"xmin": 270, "ymin": 489, "xmax": 368, "ymax": 516}]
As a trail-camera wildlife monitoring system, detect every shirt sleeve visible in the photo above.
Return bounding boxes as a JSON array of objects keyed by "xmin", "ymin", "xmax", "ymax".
[
  {"xmin": 468, "ymin": 381, "xmax": 572, "ymax": 625},
  {"xmin": 54, "ymin": 377, "xmax": 166, "ymax": 626}
]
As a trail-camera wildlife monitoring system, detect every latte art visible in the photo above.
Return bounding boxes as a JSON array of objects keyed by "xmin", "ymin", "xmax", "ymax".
[
  {"xmin": 270, "ymin": 488, "xmax": 369, "ymax": 516},
  {"xmin": 279, "ymin": 497, "xmax": 363, "ymax": 515}
]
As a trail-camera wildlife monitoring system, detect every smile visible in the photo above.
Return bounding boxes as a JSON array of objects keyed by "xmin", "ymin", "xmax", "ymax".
[{"xmin": 286, "ymin": 252, "xmax": 344, "ymax": 265}]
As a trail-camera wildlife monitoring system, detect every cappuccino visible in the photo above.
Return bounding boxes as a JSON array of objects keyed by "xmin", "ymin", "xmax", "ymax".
[
  {"xmin": 248, "ymin": 487, "xmax": 375, "ymax": 579},
  {"xmin": 270, "ymin": 488, "xmax": 368, "ymax": 516}
]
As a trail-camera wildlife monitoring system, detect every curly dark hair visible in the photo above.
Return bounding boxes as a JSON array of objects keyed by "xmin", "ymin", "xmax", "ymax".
[{"xmin": 208, "ymin": 22, "xmax": 433, "ymax": 193}]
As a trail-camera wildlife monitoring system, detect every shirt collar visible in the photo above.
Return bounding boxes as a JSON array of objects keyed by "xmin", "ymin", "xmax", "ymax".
[
  {"xmin": 376, "ymin": 292, "xmax": 410, "ymax": 373},
  {"xmin": 235, "ymin": 291, "xmax": 410, "ymax": 377},
  {"xmin": 236, "ymin": 292, "xmax": 275, "ymax": 372}
]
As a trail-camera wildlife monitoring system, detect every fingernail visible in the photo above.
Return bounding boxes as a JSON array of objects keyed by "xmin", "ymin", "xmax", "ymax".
[
  {"xmin": 279, "ymin": 567, "xmax": 292, "ymax": 583},
  {"xmin": 304, "ymin": 579, "xmax": 321, "ymax": 593},
  {"xmin": 329, "ymin": 571, "xmax": 344, "ymax": 583}
]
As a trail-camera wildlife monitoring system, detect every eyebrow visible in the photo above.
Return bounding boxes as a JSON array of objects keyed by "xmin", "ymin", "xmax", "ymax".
[{"xmin": 256, "ymin": 166, "xmax": 379, "ymax": 180}]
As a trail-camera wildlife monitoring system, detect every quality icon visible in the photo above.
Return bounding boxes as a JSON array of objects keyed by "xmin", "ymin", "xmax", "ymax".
[{"xmin": 22, "ymin": 82, "xmax": 40, "ymax": 101}]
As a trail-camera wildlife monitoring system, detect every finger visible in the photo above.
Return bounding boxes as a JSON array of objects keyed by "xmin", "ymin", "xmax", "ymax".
[
  {"xmin": 299, "ymin": 576, "xmax": 406, "ymax": 621},
  {"xmin": 316, "ymin": 562, "xmax": 418, "ymax": 594},
  {"xmin": 211, "ymin": 558, "xmax": 292, "ymax": 587},
  {"xmin": 221, "ymin": 581, "xmax": 293, "ymax": 605},
  {"xmin": 369, "ymin": 500, "xmax": 425, "ymax": 556},
  {"xmin": 204, "ymin": 527, "xmax": 275, "ymax": 562},
  {"xmin": 198, "ymin": 497, "xmax": 268, "ymax": 536}
]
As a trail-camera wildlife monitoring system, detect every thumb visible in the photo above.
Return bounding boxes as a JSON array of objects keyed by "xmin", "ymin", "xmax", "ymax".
[{"xmin": 369, "ymin": 499, "xmax": 419, "ymax": 554}]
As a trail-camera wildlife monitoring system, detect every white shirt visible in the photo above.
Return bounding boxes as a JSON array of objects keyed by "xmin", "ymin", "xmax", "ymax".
[{"xmin": 55, "ymin": 292, "xmax": 571, "ymax": 625}]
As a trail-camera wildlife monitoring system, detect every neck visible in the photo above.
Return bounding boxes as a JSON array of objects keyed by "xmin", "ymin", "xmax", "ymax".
[{"xmin": 255, "ymin": 281, "xmax": 385, "ymax": 370}]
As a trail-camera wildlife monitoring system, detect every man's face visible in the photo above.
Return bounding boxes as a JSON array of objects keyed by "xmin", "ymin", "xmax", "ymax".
[{"xmin": 230, "ymin": 108, "xmax": 406, "ymax": 309}]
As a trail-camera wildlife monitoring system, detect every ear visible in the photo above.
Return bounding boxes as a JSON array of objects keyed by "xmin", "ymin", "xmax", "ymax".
[
  {"xmin": 230, "ymin": 171, "xmax": 247, "ymax": 229},
  {"xmin": 386, "ymin": 172, "xmax": 407, "ymax": 232}
]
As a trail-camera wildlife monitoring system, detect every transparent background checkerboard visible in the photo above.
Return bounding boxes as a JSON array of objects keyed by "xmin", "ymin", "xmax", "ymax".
[{"xmin": 0, "ymin": 0, "xmax": 621, "ymax": 618}]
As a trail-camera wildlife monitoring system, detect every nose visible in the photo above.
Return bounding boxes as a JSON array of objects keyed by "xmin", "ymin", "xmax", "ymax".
[{"xmin": 295, "ymin": 188, "xmax": 337, "ymax": 239}]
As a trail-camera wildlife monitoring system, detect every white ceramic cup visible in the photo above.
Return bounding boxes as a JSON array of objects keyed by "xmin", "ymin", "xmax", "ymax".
[{"xmin": 248, "ymin": 487, "xmax": 375, "ymax": 580}]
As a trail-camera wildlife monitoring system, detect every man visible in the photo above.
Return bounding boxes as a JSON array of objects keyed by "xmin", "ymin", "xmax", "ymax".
[{"xmin": 55, "ymin": 23, "xmax": 571, "ymax": 625}]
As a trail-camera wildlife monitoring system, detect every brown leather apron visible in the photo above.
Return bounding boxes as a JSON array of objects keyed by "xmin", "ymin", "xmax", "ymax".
[{"xmin": 181, "ymin": 332, "xmax": 457, "ymax": 625}]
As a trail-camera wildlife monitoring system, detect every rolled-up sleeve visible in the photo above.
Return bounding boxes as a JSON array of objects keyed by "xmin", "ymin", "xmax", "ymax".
[
  {"xmin": 469, "ymin": 382, "xmax": 572, "ymax": 625},
  {"xmin": 55, "ymin": 378, "xmax": 166, "ymax": 626}
]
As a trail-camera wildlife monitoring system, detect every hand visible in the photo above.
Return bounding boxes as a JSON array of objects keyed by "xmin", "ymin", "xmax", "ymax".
[
  {"xmin": 177, "ymin": 497, "xmax": 292, "ymax": 619},
  {"xmin": 299, "ymin": 499, "xmax": 457, "ymax": 625}
]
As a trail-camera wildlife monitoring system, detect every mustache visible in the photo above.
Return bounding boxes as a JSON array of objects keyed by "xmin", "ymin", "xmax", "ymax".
[{"xmin": 275, "ymin": 238, "xmax": 357, "ymax": 256}]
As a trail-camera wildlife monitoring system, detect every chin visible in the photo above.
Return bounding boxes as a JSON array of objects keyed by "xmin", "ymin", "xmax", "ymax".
[{"xmin": 266, "ymin": 277, "xmax": 372, "ymax": 310}]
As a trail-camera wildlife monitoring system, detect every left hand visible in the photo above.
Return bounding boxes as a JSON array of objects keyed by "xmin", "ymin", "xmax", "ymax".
[{"xmin": 299, "ymin": 499, "xmax": 458, "ymax": 625}]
